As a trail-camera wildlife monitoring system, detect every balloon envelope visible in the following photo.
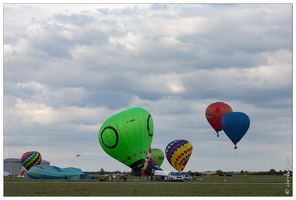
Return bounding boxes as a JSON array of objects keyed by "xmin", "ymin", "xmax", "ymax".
[
  {"xmin": 145, "ymin": 158, "xmax": 162, "ymax": 175},
  {"xmin": 151, "ymin": 148, "xmax": 164, "ymax": 167},
  {"xmin": 131, "ymin": 158, "xmax": 162, "ymax": 176},
  {"xmin": 4, "ymin": 171, "xmax": 10, "ymax": 177},
  {"xmin": 220, "ymin": 112, "xmax": 250, "ymax": 149},
  {"xmin": 21, "ymin": 151, "xmax": 42, "ymax": 171},
  {"xmin": 130, "ymin": 147, "xmax": 163, "ymax": 176},
  {"xmin": 139, "ymin": 146, "xmax": 152, "ymax": 175},
  {"xmin": 98, "ymin": 107, "xmax": 154, "ymax": 171},
  {"xmin": 165, "ymin": 139, "xmax": 193, "ymax": 172},
  {"xmin": 26, "ymin": 165, "xmax": 84, "ymax": 180},
  {"xmin": 205, "ymin": 102, "xmax": 233, "ymax": 136}
]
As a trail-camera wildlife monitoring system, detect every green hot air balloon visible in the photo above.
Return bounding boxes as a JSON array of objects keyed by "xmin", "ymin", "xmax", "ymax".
[
  {"xmin": 98, "ymin": 107, "xmax": 154, "ymax": 171},
  {"xmin": 151, "ymin": 148, "xmax": 164, "ymax": 167}
]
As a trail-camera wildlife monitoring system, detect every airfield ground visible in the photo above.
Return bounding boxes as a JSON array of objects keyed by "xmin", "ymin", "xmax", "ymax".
[{"xmin": 3, "ymin": 174, "xmax": 292, "ymax": 196}]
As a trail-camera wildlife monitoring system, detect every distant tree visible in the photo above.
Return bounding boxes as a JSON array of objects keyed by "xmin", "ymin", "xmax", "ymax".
[
  {"xmin": 100, "ymin": 168, "xmax": 105, "ymax": 175},
  {"xmin": 216, "ymin": 170, "xmax": 223, "ymax": 175},
  {"xmin": 279, "ymin": 170, "xmax": 283, "ymax": 175},
  {"xmin": 268, "ymin": 169, "xmax": 276, "ymax": 175}
]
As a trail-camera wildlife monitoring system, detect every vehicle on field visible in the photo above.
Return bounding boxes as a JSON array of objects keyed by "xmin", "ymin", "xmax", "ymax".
[
  {"xmin": 183, "ymin": 174, "xmax": 193, "ymax": 180},
  {"xmin": 120, "ymin": 174, "xmax": 128, "ymax": 181},
  {"xmin": 167, "ymin": 172, "xmax": 184, "ymax": 182},
  {"xmin": 193, "ymin": 172, "xmax": 201, "ymax": 179},
  {"xmin": 154, "ymin": 170, "xmax": 170, "ymax": 181}
]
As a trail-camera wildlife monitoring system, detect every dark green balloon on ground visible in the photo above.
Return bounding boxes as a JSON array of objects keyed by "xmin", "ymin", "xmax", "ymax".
[
  {"xmin": 151, "ymin": 148, "xmax": 164, "ymax": 167},
  {"xmin": 98, "ymin": 107, "xmax": 154, "ymax": 171}
]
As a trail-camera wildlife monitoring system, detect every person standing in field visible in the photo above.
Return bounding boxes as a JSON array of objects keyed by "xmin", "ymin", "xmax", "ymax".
[{"xmin": 151, "ymin": 169, "xmax": 155, "ymax": 182}]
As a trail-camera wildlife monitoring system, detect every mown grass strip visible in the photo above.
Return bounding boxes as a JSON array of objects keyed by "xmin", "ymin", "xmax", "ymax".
[{"xmin": 4, "ymin": 175, "xmax": 292, "ymax": 197}]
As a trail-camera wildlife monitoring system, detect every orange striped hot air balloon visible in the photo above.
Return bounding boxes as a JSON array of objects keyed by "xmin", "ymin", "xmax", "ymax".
[{"xmin": 205, "ymin": 102, "xmax": 233, "ymax": 137}]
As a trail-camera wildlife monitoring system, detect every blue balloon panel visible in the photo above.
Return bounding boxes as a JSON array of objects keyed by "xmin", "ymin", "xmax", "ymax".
[{"xmin": 220, "ymin": 112, "xmax": 250, "ymax": 148}]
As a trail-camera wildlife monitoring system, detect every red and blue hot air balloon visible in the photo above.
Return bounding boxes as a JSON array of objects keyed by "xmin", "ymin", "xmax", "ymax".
[
  {"xmin": 205, "ymin": 102, "xmax": 233, "ymax": 137},
  {"xmin": 220, "ymin": 112, "xmax": 250, "ymax": 149}
]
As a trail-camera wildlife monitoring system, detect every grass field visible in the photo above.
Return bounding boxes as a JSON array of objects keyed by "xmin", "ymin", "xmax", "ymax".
[{"xmin": 4, "ymin": 175, "xmax": 292, "ymax": 196}]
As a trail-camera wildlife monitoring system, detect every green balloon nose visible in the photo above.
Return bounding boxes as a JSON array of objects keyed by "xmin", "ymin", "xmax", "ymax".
[{"xmin": 98, "ymin": 107, "xmax": 154, "ymax": 171}]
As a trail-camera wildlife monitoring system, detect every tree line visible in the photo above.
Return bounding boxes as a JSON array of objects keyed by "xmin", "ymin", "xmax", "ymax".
[
  {"xmin": 216, "ymin": 169, "xmax": 291, "ymax": 175},
  {"xmin": 84, "ymin": 168, "xmax": 292, "ymax": 176}
]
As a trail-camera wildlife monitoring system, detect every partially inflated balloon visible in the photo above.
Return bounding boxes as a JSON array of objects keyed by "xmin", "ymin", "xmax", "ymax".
[
  {"xmin": 165, "ymin": 139, "xmax": 193, "ymax": 172},
  {"xmin": 133, "ymin": 147, "xmax": 162, "ymax": 176},
  {"xmin": 21, "ymin": 151, "xmax": 42, "ymax": 171},
  {"xmin": 98, "ymin": 107, "xmax": 154, "ymax": 171},
  {"xmin": 220, "ymin": 112, "xmax": 250, "ymax": 149},
  {"xmin": 151, "ymin": 148, "xmax": 164, "ymax": 167},
  {"xmin": 141, "ymin": 147, "xmax": 152, "ymax": 175},
  {"xmin": 131, "ymin": 158, "xmax": 162, "ymax": 176},
  {"xmin": 145, "ymin": 158, "xmax": 162, "ymax": 175},
  {"xmin": 205, "ymin": 102, "xmax": 233, "ymax": 137}
]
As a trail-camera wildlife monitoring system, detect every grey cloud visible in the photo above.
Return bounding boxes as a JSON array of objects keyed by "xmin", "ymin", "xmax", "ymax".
[
  {"xmin": 52, "ymin": 13, "xmax": 97, "ymax": 27},
  {"xmin": 3, "ymin": 4, "xmax": 292, "ymax": 172}
]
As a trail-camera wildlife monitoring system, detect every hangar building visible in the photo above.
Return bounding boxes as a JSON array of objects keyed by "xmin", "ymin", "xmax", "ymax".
[{"xmin": 4, "ymin": 158, "xmax": 50, "ymax": 175}]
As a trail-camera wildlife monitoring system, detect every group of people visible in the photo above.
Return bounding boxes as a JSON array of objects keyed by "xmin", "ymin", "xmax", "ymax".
[{"xmin": 112, "ymin": 172, "xmax": 128, "ymax": 181}]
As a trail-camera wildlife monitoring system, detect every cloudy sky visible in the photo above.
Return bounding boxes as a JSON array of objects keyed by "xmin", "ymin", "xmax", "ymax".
[{"xmin": 3, "ymin": 3, "xmax": 293, "ymax": 173}]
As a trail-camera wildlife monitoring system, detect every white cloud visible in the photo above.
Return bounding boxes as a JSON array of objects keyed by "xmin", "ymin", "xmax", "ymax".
[
  {"xmin": 5, "ymin": 98, "xmax": 111, "ymax": 126},
  {"xmin": 3, "ymin": 4, "xmax": 292, "ymax": 173}
]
